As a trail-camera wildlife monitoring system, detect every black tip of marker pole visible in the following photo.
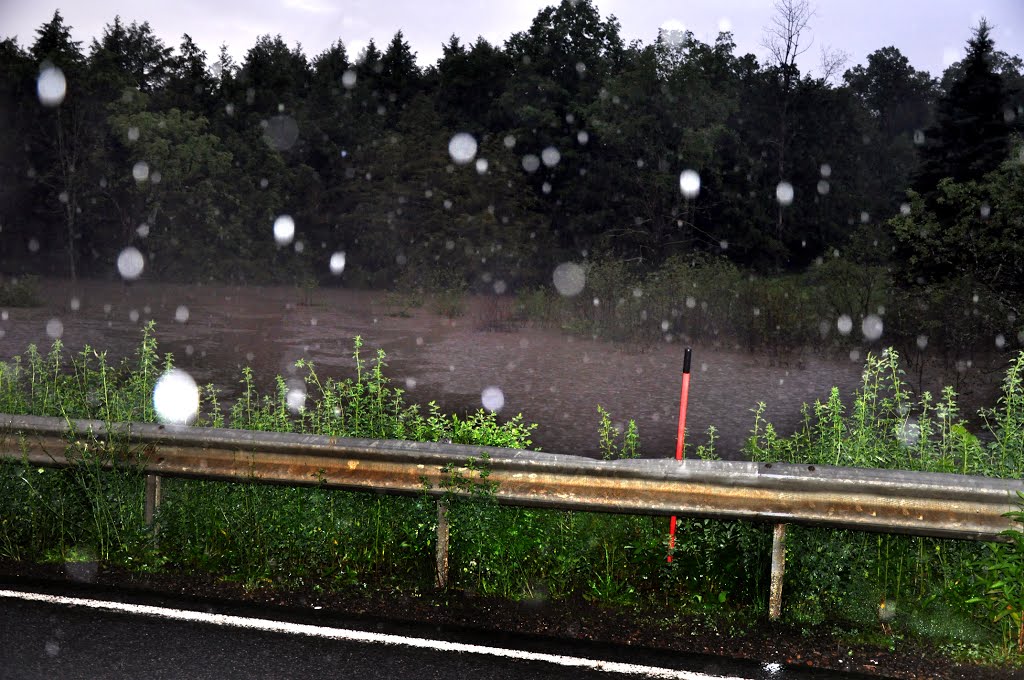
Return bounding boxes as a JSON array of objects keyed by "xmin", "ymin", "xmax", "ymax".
[{"xmin": 683, "ymin": 347, "xmax": 692, "ymax": 374}]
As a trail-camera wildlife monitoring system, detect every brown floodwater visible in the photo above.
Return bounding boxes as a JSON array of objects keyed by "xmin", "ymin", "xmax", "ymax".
[{"xmin": 0, "ymin": 278, "xmax": 1000, "ymax": 459}]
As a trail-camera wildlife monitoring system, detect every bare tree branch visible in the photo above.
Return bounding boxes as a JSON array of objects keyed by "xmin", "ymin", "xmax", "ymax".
[
  {"xmin": 819, "ymin": 44, "xmax": 850, "ymax": 84},
  {"xmin": 761, "ymin": 0, "xmax": 815, "ymax": 70}
]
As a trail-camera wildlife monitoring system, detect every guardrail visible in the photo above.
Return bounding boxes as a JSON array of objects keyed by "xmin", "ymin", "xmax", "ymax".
[{"xmin": 3, "ymin": 413, "xmax": 1023, "ymax": 619}]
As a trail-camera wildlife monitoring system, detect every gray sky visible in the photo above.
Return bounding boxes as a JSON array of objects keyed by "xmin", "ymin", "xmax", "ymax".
[{"xmin": 2, "ymin": 1, "xmax": 1021, "ymax": 78}]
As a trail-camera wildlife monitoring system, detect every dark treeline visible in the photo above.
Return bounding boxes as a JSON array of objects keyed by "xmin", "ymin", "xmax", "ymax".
[{"xmin": 1, "ymin": 1, "xmax": 1022, "ymax": 305}]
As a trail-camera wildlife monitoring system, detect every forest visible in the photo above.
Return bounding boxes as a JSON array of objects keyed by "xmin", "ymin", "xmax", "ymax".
[{"xmin": 0, "ymin": 1, "xmax": 1022, "ymax": 331}]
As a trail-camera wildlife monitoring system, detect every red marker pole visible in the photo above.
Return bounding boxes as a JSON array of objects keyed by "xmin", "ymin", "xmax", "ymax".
[{"xmin": 667, "ymin": 347, "xmax": 692, "ymax": 563}]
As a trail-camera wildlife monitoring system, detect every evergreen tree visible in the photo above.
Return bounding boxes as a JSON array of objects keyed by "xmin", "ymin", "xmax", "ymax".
[{"xmin": 914, "ymin": 20, "xmax": 1016, "ymax": 198}]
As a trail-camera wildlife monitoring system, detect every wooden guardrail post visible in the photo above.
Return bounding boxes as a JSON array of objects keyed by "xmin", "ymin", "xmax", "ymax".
[
  {"xmin": 769, "ymin": 523, "xmax": 787, "ymax": 621},
  {"xmin": 144, "ymin": 474, "xmax": 162, "ymax": 534},
  {"xmin": 436, "ymin": 500, "xmax": 449, "ymax": 588}
]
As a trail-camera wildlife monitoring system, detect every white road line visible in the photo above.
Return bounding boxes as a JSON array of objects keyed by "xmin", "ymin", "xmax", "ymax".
[{"xmin": 0, "ymin": 588, "xmax": 749, "ymax": 679}]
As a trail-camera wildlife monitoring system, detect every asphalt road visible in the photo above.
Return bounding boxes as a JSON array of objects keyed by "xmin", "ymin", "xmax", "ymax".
[{"xmin": 0, "ymin": 584, "xmax": 867, "ymax": 680}]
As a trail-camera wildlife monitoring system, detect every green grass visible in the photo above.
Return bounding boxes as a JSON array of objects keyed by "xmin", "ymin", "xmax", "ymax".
[
  {"xmin": 0, "ymin": 275, "xmax": 40, "ymax": 307},
  {"xmin": 1, "ymin": 326, "xmax": 1023, "ymax": 664}
]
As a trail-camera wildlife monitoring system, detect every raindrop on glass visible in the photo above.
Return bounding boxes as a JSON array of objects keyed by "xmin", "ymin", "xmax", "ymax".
[
  {"xmin": 37, "ymin": 64, "xmax": 66, "ymax": 107},
  {"xmin": 577, "ymin": 130, "xmax": 589, "ymax": 145},
  {"xmin": 980, "ymin": 204, "xmax": 991, "ymax": 218},
  {"xmin": 679, "ymin": 169, "xmax": 700, "ymax": 199},
  {"xmin": 819, "ymin": 163, "xmax": 831, "ymax": 178},
  {"xmin": 70, "ymin": 297, "xmax": 80, "ymax": 311},
  {"xmin": 117, "ymin": 247, "xmax": 145, "ymax": 280},
  {"xmin": 861, "ymin": 314, "xmax": 883, "ymax": 341},
  {"xmin": 330, "ymin": 251, "xmax": 346, "ymax": 275},
  {"xmin": 475, "ymin": 158, "xmax": 488, "ymax": 174},
  {"xmin": 552, "ymin": 262, "xmax": 586, "ymax": 297},
  {"xmin": 448, "ymin": 133, "xmax": 477, "ymax": 165},
  {"xmin": 273, "ymin": 215, "xmax": 295, "ymax": 245},
  {"xmin": 522, "ymin": 154, "xmax": 540, "ymax": 173},
  {"xmin": 153, "ymin": 368, "xmax": 200, "ymax": 425},
  {"xmin": 132, "ymin": 161, "xmax": 150, "ymax": 182},
  {"xmin": 341, "ymin": 69, "xmax": 357, "ymax": 89},
  {"xmin": 46, "ymin": 318, "xmax": 63, "ymax": 339},
  {"xmin": 916, "ymin": 334, "xmax": 928, "ymax": 350},
  {"xmin": 837, "ymin": 314, "xmax": 853, "ymax": 335},
  {"xmin": 136, "ymin": 223, "xmax": 150, "ymax": 238},
  {"xmin": 541, "ymin": 146, "xmax": 561, "ymax": 167},
  {"xmin": 127, "ymin": 127, "xmax": 140, "ymax": 142},
  {"xmin": 175, "ymin": 305, "xmax": 189, "ymax": 323},
  {"xmin": 481, "ymin": 386, "xmax": 505, "ymax": 413},
  {"xmin": 900, "ymin": 203, "xmax": 911, "ymax": 216},
  {"xmin": 28, "ymin": 238, "xmax": 40, "ymax": 253},
  {"xmin": 503, "ymin": 134, "xmax": 516, "ymax": 149},
  {"xmin": 775, "ymin": 181, "xmax": 794, "ymax": 206}
]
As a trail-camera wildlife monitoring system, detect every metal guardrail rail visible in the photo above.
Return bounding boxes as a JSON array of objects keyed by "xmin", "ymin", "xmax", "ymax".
[{"xmin": 2, "ymin": 413, "xmax": 1023, "ymax": 618}]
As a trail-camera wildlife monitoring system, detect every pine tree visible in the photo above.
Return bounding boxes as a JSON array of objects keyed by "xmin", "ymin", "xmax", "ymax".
[{"xmin": 913, "ymin": 20, "xmax": 1015, "ymax": 199}]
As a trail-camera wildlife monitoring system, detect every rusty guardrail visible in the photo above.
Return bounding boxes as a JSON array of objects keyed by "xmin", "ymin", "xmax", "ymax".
[{"xmin": 2, "ymin": 413, "xmax": 1022, "ymax": 619}]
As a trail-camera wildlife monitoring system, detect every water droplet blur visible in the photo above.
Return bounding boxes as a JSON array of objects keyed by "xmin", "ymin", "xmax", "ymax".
[
  {"xmin": 45, "ymin": 640, "xmax": 60, "ymax": 657},
  {"xmin": 330, "ymin": 251, "xmax": 346, "ymax": 275},
  {"xmin": 898, "ymin": 418, "xmax": 920, "ymax": 448},
  {"xmin": 70, "ymin": 297, "xmax": 80, "ymax": 311},
  {"xmin": 679, "ymin": 169, "xmax": 701, "ymax": 199},
  {"xmin": 37, "ymin": 64, "xmax": 66, "ymax": 106},
  {"xmin": 448, "ymin": 133, "xmax": 478, "ymax": 165},
  {"xmin": 837, "ymin": 314, "xmax": 853, "ymax": 336},
  {"xmin": 860, "ymin": 211, "xmax": 870, "ymax": 223},
  {"xmin": 849, "ymin": 349, "xmax": 861, "ymax": 362},
  {"xmin": 128, "ymin": 126, "xmax": 140, "ymax": 142},
  {"xmin": 175, "ymin": 305, "xmax": 189, "ymax": 323},
  {"xmin": 153, "ymin": 368, "xmax": 199, "ymax": 425},
  {"xmin": 286, "ymin": 382, "xmax": 306, "ymax": 414},
  {"xmin": 341, "ymin": 69, "xmax": 357, "ymax": 89},
  {"xmin": 132, "ymin": 161, "xmax": 150, "ymax": 182},
  {"xmin": 503, "ymin": 134, "xmax": 516, "ymax": 149},
  {"xmin": 980, "ymin": 204, "xmax": 991, "ymax": 218},
  {"xmin": 405, "ymin": 377, "xmax": 417, "ymax": 389},
  {"xmin": 117, "ymin": 246, "xmax": 145, "ymax": 280},
  {"xmin": 861, "ymin": 314, "xmax": 883, "ymax": 341},
  {"xmin": 481, "ymin": 386, "xmax": 505, "ymax": 413},
  {"xmin": 28, "ymin": 238, "xmax": 40, "ymax": 253},
  {"xmin": 552, "ymin": 262, "xmax": 586, "ymax": 296},
  {"xmin": 900, "ymin": 203, "xmax": 911, "ymax": 215},
  {"xmin": 917, "ymin": 334, "xmax": 929, "ymax": 350},
  {"xmin": 46, "ymin": 318, "xmax": 63, "ymax": 339},
  {"xmin": 775, "ymin": 181, "xmax": 794, "ymax": 206},
  {"xmin": 913, "ymin": 129, "xmax": 925, "ymax": 145},
  {"xmin": 522, "ymin": 154, "xmax": 540, "ymax": 173},
  {"xmin": 575, "ymin": 61, "xmax": 586, "ymax": 75},
  {"xmin": 996, "ymin": 334, "xmax": 1006, "ymax": 349},
  {"xmin": 263, "ymin": 115, "xmax": 299, "ymax": 151},
  {"xmin": 541, "ymin": 146, "xmax": 561, "ymax": 167},
  {"xmin": 493, "ymin": 280, "xmax": 507, "ymax": 294},
  {"xmin": 542, "ymin": 182, "xmax": 552, "ymax": 194},
  {"xmin": 137, "ymin": 223, "xmax": 150, "ymax": 238},
  {"xmin": 686, "ymin": 296, "xmax": 696, "ymax": 309},
  {"xmin": 577, "ymin": 130, "xmax": 589, "ymax": 145},
  {"xmin": 475, "ymin": 158, "xmax": 488, "ymax": 174},
  {"xmin": 273, "ymin": 215, "xmax": 295, "ymax": 245}
]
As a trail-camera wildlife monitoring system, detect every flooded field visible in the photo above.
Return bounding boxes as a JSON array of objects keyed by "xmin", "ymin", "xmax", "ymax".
[{"xmin": 0, "ymin": 277, "xmax": 968, "ymax": 458}]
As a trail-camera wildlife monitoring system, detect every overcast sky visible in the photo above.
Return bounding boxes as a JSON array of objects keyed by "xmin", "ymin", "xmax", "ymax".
[{"xmin": 2, "ymin": 1, "xmax": 1021, "ymax": 79}]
